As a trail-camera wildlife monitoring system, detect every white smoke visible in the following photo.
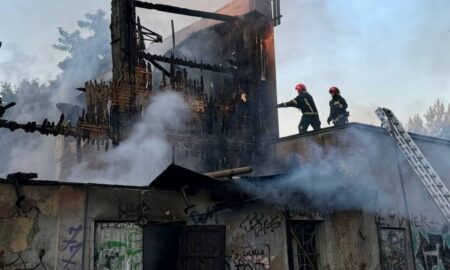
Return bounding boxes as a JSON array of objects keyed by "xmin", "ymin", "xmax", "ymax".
[
  {"xmin": 236, "ymin": 128, "xmax": 424, "ymax": 214},
  {"xmin": 68, "ymin": 91, "xmax": 190, "ymax": 185},
  {"xmin": 6, "ymin": 134, "xmax": 59, "ymax": 179},
  {"xmin": 0, "ymin": 1, "xmax": 231, "ymax": 180}
]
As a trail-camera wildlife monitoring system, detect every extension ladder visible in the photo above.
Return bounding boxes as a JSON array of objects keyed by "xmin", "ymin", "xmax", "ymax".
[{"xmin": 375, "ymin": 107, "xmax": 450, "ymax": 224}]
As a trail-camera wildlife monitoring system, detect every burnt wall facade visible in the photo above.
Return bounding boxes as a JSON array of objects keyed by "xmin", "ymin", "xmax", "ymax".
[{"xmin": 159, "ymin": 11, "xmax": 279, "ymax": 172}]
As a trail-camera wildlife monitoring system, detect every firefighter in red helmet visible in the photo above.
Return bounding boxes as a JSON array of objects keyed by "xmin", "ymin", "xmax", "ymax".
[
  {"xmin": 277, "ymin": 83, "xmax": 321, "ymax": 133},
  {"xmin": 327, "ymin": 86, "xmax": 349, "ymax": 126}
]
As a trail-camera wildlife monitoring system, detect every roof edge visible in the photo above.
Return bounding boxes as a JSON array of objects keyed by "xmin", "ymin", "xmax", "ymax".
[{"xmin": 277, "ymin": 122, "xmax": 450, "ymax": 146}]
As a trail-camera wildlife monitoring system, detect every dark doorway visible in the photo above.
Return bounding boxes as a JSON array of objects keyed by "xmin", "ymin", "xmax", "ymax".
[
  {"xmin": 143, "ymin": 224, "xmax": 226, "ymax": 270},
  {"xmin": 143, "ymin": 224, "xmax": 183, "ymax": 270}
]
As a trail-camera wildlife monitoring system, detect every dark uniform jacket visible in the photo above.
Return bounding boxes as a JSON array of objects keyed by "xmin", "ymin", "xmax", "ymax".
[
  {"xmin": 279, "ymin": 92, "xmax": 319, "ymax": 115},
  {"xmin": 328, "ymin": 95, "xmax": 348, "ymax": 120}
]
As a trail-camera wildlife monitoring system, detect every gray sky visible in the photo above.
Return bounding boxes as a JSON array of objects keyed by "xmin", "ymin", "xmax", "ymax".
[{"xmin": 1, "ymin": 0, "xmax": 450, "ymax": 137}]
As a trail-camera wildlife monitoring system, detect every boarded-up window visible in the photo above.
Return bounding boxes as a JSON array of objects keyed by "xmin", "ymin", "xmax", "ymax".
[
  {"xmin": 379, "ymin": 228, "xmax": 407, "ymax": 270},
  {"xmin": 94, "ymin": 222, "xmax": 143, "ymax": 270},
  {"xmin": 179, "ymin": 225, "xmax": 226, "ymax": 270}
]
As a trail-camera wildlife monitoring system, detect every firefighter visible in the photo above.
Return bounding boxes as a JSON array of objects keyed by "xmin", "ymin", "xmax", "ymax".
[
  {"xmin": 327, "ymin": 86, "xmax": 349, "ymax": 126},
  {"xmin": 277, "ymin": 83, "xmax": 321, "ymax": 133}
]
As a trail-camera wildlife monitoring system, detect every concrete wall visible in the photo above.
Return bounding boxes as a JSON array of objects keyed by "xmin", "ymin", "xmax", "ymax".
[
  {"xmin": 5, "ymin": 126, "xmax": 450, "ymax": 270},
  {"xmin": 0, "ymin": 184, "xmax": 86, "ymax": 270},
  {"xmin": 276, "ymin": 124, "xmax": 450, "ymax": 270},
  {"xmin": 0, "ymin": 180, "xmax": 384, "ymax": 270}
]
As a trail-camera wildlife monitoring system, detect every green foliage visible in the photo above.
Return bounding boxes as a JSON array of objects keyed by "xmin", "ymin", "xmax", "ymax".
[
  {"xmin": 0, "ymin": 82, "xmax": 16, "ymax": 103},
  {"xmin": 0, "ymin": 9, "xmax": 111, "ymax": 175},
  {"xmin": 53, "ymin": 9, "xmax": 111, "ymax": 85}
]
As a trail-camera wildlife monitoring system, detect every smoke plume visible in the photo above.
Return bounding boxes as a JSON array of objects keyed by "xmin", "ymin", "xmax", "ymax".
[
  {"xmin": 237, "ymin": 128, "xmax": 439, "ymax": 215},
  {"xmin": 68, "ymin": 91, "xmax": 190, "ymax": 185}
]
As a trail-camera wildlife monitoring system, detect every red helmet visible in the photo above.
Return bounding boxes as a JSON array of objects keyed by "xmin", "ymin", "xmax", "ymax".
[
  {"xmin": 329, "ymin": 86, "xmax": 340, "ymax": 95},
  {"xmin": 295, "ymin": 83, "xmax": 307, "ymax": 93}
]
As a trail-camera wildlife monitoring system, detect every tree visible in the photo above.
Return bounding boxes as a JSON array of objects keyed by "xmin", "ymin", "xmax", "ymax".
[
  {"xmin": 406, "ymin": 114, "xmax": 426, "ymax": 135},
  {"xmin": 0, "ymin": 82, "xmax": 16, "ymax": 103},
  {"xmin": 53, "ymin": 9, "xmax": 111, "ymax": 86},
  {"xmin": 406, "ymin": 99, "xmax": 450, "ymax": 139},
  {"xmin": 0, "ymin": 9, "xmax": 111, "ymax": 175}
]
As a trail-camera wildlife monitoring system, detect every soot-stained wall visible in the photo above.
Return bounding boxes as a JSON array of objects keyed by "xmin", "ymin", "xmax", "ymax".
[{"xmin": 0, "ymin": 179, "xmax": 383, "ymax": 270}]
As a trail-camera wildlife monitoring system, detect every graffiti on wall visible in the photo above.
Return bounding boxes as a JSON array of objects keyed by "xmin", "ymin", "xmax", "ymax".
[
  {"xmin": 376, "ymin": 207, "xmax": 450, "ymax": 270},
  {"xmin": 376, "ymin": 208, "xmax": 441, "ymax": 229},
  {"xmin": 0, "ymin": 249, "xmax": 47, "ymax": 269},
  {"xmin": 60, "ymin": 224, "xmax": 84, "ymax": 269},
  {"xmin": 229, "ymin": 245, "xmax": 271, "ymax": 270},
  {"xmin": 379, "ymin": 228, "xmax": 407, "ymax": 270},
  {"xmin": 189, "ymin": 207, "xmax": 216, "ymax": 225},
  {"xmin": 375, "ymin": 207, "xmax": 410, "ymax": 228},
  {"xmin": 413, "ymin": 225, "xmax": 450, "ymax": 270},
  {"xmin": 95, "ymin": 222, "xmax": 143, "ymax": 270},
  {"xmin": 239, "ymin": 212, "xmax": 283, "ymax": 237}
]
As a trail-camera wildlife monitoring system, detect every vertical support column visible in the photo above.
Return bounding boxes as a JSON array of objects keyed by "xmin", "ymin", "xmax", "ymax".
[
  {"xmin": 110, "ymin": 0, "xmax": 137, "ymax": 145},
  {"xmin": 111, "ymin": 0, "xmax": 137, "ymax": 81}
]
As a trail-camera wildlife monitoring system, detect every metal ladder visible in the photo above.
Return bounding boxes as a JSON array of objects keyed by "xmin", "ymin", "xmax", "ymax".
[{"xmin": 375, "ymin": 107, "xmax": 450, "ymax": 224}]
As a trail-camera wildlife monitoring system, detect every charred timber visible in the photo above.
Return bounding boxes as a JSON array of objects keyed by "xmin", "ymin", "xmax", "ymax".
[
  {"xmin": 138, "ymin": 23, "xmax": 163, "ymax": 43},
  {"xmin": 135, "ymin": 2, "xmax": 236, "ymax": 22},
  {"xmin": 147, "ymin": 58, "xmax": 171, "ymax": 78},
  {"xmin": 205, "ymin": 167, "xmax": 253, "ymax": 179},
  {"xmin": 0, "ymin": 119, "xmax": 78, "ymax": 138},
  {"xmin": 0, "ymin": 102, "xmax": 16, "ymax": 117},
  {"xmin": 140, "ymin": 52, "xmax": 235, "ymax": 74}
]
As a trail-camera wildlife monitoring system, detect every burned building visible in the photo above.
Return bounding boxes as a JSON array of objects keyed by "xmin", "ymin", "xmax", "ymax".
[
  {"xmin": 63, "ymin": 0, "xmax": 281, "ymax": 175},
  {"xmin": 0, "ymin": 0, "xmax": 280, "ymax": 177},
  {"xmin": 2, "ymin": 1, "xmax": 450, "ymax": 270},
  {"xmin": 2, "ymin": 123, "xmax": 450, "ymax": 269}
]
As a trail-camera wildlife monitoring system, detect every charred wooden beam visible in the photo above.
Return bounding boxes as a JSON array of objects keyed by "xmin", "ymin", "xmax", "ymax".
[
  {"xmin": 205, "ymin": 166, "xmax": 253, "ymax": 179},
  {"xmin": 140, "ymin": 52, "xmax": 235, "ymax": 73},
  {"xmin": 0, "ymin": 118, "xmax": 79, "ymax": 138},
  {"xmin": 0, "ymin": 102, "xmax": 16, "ymax": 117},
  {"xmin": 135, "ymin": 1, "xmax": 236, "ymax": 22},
  {"xmin": 147, "ymin": 58, "xmax": 171, "ymax": 78},
  {"xmin": 138, "ymin": 23, "xmax": 162, "ymax": 43}
]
